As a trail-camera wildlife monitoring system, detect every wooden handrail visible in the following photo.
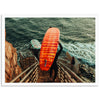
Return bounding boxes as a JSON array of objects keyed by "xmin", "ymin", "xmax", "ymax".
[
  {"xmin": 58, "ymin": 62, "xmax": 84, "ymax": 83},
  {"xmin": 10, "ymin": 62, "xmax": 37, "ymax": 83},
  {"xmin": 20, "ymin": 63, "xmax": 38, "ymax": 83},
  {"xmin": 58, "ymin": 64, "xmax": 76, "ymax": 82}
]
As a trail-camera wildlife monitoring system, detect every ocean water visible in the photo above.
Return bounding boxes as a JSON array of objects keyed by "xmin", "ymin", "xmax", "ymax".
[{"xmin": 5, "ymin": 18, "xmax": 95, "ymax": 67}]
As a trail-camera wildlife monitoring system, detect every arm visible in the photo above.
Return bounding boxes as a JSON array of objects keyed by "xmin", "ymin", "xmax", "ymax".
[{"xmin": 56, "ymin": 42, "xmax": 63, "ymax": 57}]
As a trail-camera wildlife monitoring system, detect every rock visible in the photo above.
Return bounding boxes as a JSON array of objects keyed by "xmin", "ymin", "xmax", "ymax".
[
  {"xmin": 66, "ymin": 52, "xmax": 72, "ymax": 61},
  {"xmin": 66, "ymin": 51, "xmax": 80, "ymax": 74},
  {"xmin": 5, "ymin": 41, "xmax": 13, "ymax": 60},
  {"xmin": 11, "ymin": 51, "xmax": 17, "ymax": 67},
  {"xmin": 72, "ymin": 58, "xmax": 80, "ymax": 74},
  {"xmin": 15, "ymin": 65, "xmax": 22, "ymax": 82},
  {"xmin": 5, "ymin": 31, "xmax": 22, "ymax": 82}
]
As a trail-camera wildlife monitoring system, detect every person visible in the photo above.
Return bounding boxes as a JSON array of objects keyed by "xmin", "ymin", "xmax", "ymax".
[
  {"xmin": 71, "ymin": 57, "xmax": 75, "ymax": 65},
  {"xmin": 71, "ymin": 56, "xmax": 75, "ymax": 70},
  {"xmin": 50, "ymin": 41, "xmax": 63, "ymax": 81},
  {"xmin": 29, "ymin": 44, "xmax": 40, "ymax": 60}
]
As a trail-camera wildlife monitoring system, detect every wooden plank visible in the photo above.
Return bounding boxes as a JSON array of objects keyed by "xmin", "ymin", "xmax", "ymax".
[
  {"xmin": 20, "ymin": 63, "xmax": 38, "ymax": 83},
  {"xmin": 58, "ymin": 62, "xmax": 84, "ymax": 83},
  {"xmin": 10, "ymin": 62, "xmax": 37, "ymax": 83}
]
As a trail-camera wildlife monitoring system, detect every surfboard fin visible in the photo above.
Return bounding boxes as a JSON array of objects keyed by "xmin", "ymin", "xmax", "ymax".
[{"xmin": 44, "ymin": 59, "xmax": 47, "ymax": 67}]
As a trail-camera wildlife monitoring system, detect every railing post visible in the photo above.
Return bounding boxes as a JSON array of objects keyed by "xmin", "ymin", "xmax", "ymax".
[
  {"xmin": 64, "ymin": 72, "xmax": 65, "ymax": 82},
  {"xmin": 58, "ymin": 67, "xmax": 60, "ymax": 79}
]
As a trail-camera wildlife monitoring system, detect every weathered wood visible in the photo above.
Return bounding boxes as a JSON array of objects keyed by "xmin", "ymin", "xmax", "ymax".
[
  {"xmin": 19, "ymin": 55, "xmax": 37, "ymax": 70},
  {"xmin": 65, "ymin": 79, "xmax": 68, "ymax": 82},
  {"xmin": 64, "ymin": 71, "xmax": 75, "ymax": 82},
  {"xmin": 25, "ymin": 78, "xmax": 30, "ymax": 83},
  {"xmin": 10, "ymin": 62, "xmax": 37, "ymax": 83},
  {"xmin": 59, "ymin": 65, "xmax": 76, "ymax": 83},
  {"xmin": 58, "ymin": 62, "xmax": 84, "ymax": 83},
  {"xmin": 27, "ymin": 69, "xmax": 36, "ymax": 82},
  {"xmin": 20, "ymin": 63, "xmax": 38, "ymax": 83},
  {"xmin": 80, "ymin": 76, "xmax": 91, "ymax": 83}
]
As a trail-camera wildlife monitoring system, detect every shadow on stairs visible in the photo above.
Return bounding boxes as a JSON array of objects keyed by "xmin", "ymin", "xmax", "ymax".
[{"xmin": 37, "ymin": 68, "xmax": 60, "ymax": 83}]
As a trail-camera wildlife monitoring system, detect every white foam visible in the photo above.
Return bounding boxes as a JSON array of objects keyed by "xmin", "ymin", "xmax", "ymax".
[{"xmin": 62, "ymin": 42, "xmax": 95, "ymax": 65}]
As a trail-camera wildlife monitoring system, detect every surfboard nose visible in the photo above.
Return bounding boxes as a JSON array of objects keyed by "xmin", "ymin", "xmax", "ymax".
[{"xmin": 47, "ymin": 27, "xmax": 60, "ymax": 34}]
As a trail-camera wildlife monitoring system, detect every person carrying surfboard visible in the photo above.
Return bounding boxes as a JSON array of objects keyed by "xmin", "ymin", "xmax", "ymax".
[{"xmin": 50, "ymin": 41, "xmax": 63, "ymax": 81}]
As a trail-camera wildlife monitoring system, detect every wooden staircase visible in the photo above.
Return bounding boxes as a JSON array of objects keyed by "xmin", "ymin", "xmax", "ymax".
[
  {"xmin": 10, "ymin": 50, "xmax": 95, "ymax": 83},
  {"xmin": 37, "ymin": 67, "xmax": 61, "ymax": 82},
  {"xmin": 10, "ymin": 56, "xmax": 86, "ymax": 83}
]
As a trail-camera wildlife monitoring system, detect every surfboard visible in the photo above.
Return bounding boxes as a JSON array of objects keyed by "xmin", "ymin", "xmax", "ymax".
[
  {"xmin": 30, "ymin": 39, "xmax": 41, "ymax": 49},
  {"xmin": 39, "ymin": 27, "xmax": 60, "ymax": 71}
]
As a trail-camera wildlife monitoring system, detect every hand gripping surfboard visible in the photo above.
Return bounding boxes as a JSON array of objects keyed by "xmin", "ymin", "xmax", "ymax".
[{"xmin": 39, "ymin": 27, "xmax": 60, "ymax": 71}]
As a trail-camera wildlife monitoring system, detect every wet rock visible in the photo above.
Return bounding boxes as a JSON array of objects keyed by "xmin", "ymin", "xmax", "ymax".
[{"xmin": 79, "ymin": 64, "xmax": 95, "ymax": 82}]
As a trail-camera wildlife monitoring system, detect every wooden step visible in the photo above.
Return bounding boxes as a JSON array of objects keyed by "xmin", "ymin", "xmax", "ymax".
[{"xmin": 36, "ymin": 68, "xmax": 60, "ymax": 83}]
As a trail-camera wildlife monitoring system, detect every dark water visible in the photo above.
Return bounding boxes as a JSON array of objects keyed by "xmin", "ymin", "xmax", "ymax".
[{"xmin": 5, "ymin": 18, "xmax": 95, "ymax": 67}]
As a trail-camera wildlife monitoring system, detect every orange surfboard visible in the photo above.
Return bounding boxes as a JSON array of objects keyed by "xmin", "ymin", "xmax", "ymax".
[{"xmin": 39, "ymin": 27, "xmax": 60, "ymax": 71}]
